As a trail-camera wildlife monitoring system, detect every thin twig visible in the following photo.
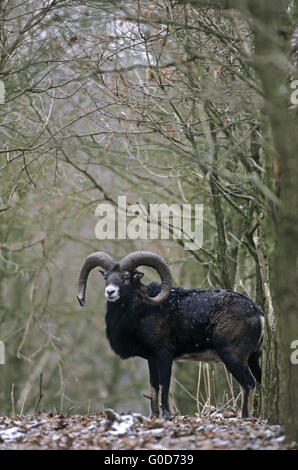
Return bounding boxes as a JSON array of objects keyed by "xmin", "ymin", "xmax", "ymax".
[
  {"xmin": 34, "ymin": 372, "xmax": 44, "ymax": 414},
  {"xmin": 11, "ymin": 383, "xmax": 15, "ymax": 417}
]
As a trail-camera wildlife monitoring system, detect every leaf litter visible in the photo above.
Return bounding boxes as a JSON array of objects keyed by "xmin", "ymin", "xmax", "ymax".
[{"xmin": 0, "ymin": 408, "xmax": 295, "ymax": 450}]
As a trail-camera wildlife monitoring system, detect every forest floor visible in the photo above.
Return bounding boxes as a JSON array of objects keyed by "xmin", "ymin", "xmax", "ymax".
[{"xmin": 0, "ymin": 408, "xmax": 295, "ymax": 450}]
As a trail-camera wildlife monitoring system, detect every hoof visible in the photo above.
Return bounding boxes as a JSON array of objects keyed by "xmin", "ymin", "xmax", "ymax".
[
  {"xmin": 242, "ymin": 416, "xmax": 257, "ymax": 422},
  {"xmin": 241, "ymin": 415, "xmax": 253, "ymax": 421}
]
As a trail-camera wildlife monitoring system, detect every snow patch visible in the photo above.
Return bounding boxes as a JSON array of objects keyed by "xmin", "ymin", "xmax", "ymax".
[
  {"xmin": 0, "ymin": 426, "xmax": 23, "ymax": 441},
  {"xmin": 108, "ymin": 415, "xmax": 134, "ymax": 436}
]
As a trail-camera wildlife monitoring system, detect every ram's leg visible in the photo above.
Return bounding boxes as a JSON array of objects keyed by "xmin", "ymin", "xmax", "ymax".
[
  {"xmin": 217, "ymin": 348, "xmax": 256, "ymax": 419},
  {"xmin": 156, "ymin": 350, "xmax": 173, "ymax": 419},
  {"xmin": 148, "ymin": 358, "xmax": 160, "ymax": 417},
  {"xmin": 248, "ymin": 351, "xmax": 262, "ymax": 384}
]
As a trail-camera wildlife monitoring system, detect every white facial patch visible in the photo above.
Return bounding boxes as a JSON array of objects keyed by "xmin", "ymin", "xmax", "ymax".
[{"xmin": 105, "ymin": 284, "xmax": 120, "ymax": 302}]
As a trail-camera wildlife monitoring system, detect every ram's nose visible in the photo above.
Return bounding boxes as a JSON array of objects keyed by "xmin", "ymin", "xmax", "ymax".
[
  {"xmin": 107, "ymin": 288, "xmax": 115, "ymax": 296},
  {"xmin": 105, "ymin": 285, "xmax": 120, "ymax": 301}
]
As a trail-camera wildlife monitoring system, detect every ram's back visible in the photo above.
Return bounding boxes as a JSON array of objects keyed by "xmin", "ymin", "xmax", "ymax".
[{"xmin": 146, "ymin": 283, "xmax": 264, "ymax": 360}]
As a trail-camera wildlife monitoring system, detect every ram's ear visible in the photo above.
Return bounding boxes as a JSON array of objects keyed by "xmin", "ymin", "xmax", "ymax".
[
  {"xmin": 98, "ymin": 269, "xmax": 107, "ymax": 279},
  {"xmin": 132, "ymin": 270, "xmax": 144, "ymax": 281}
]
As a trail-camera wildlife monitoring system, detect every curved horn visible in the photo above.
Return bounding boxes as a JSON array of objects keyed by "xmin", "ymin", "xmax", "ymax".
[
  {"xmin": 120, "ymin": 251, "xmax": 172, "ymax": 305},
  {"xmin": 77, "ymin": 252, "xmax": 116, "ymax": 307}
]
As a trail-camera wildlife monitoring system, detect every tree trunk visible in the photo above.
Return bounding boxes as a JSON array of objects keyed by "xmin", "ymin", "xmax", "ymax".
[{"xmin": 249, "ymin": 0, "xmax": 298, "ymax": 441}]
